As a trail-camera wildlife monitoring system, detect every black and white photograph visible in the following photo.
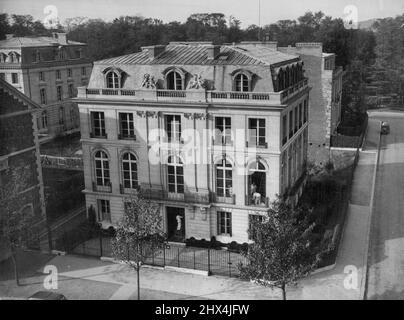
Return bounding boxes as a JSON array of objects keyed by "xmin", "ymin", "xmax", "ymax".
[{"xmin": 0, "ymin": 0, "xmax": 403, "ymax": 306}]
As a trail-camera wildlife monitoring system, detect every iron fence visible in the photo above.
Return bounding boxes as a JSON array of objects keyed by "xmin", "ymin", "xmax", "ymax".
[{"xmin": 61, "ymin": 231, "xmax": 247, "ymax": 278}]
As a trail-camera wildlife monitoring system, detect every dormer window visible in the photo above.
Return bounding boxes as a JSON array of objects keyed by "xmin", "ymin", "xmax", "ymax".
[
  {"xmin": 8, "ymin": 51, "xmax": 20, "ymax": 63},
  {"xmin": 106, "ymin": 71, "xmax": 120, "ymax": 88},
  {"xmin": 231, "ymin": 70, "xmax": 253, "ymax": 92},
  {"xmin": 166, "ymin": 70, "xmax": 183, "ymax": 90},
  {"xmin": 103, "ymin": 67, "xmax": 124, "ymax": 89}
]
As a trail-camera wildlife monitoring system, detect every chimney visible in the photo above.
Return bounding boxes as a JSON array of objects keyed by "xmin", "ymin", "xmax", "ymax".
[
  {"xmin": 53, "ymin": 32, "xmax": 68, "ymax": 45},
  {"xmin": 141, "ymin": 45, "xmax": 166, "ymax": 60},
  {"xmin": 6, "ymin": 34, "xmax": 14, "ymax": 40},
  {"xmin": 206, "ymin": 45, "xmax": 220, "ymax": 60}
]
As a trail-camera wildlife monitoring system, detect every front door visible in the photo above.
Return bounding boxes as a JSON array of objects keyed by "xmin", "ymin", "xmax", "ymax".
[{"xmin": 166, "ymin": 207, "xmax": 185, "ymax": 242}]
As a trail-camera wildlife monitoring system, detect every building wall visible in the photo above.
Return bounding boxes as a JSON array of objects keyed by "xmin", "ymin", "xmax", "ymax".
[
  {"xmin": 0, "ymin": 83, "xmax": 46, "ymax": 260},
  {"xmin": 0, "ymin": 41, "xmax": 92, "ymax": 137}
]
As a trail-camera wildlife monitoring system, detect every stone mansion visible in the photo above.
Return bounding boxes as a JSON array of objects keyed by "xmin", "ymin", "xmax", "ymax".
[{"xmin": 76, "ymin": 42, "xmax": 310, "ymax": 244}]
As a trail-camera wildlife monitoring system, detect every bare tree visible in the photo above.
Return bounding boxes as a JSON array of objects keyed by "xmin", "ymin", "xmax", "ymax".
[
  {"xmin": 239, "ymin": 196, "xmax": 319, "ymax": 300},
  {"xmin": 111, "ymin": 193, "xmax": 166, "ymax": 300},
  {"xmin": 0, "ymin": 167, "xmax": 36, "ymax": 285}
]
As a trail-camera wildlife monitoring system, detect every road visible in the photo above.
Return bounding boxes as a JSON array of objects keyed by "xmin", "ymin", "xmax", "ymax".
[{"xmin": 366, "ymin": 110, "xmax": 404, "ymax": 300}]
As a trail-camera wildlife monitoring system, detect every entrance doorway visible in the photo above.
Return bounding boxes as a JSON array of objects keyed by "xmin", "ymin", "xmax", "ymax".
[{"xmin": 166, "ymin": 207, "xmax": 185, "ymax": 242}]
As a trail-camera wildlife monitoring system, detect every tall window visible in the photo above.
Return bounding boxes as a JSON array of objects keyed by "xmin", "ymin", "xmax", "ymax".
[
  {"xmin": 119, "ymin": 113, "xmax": 135, "ymax": 138},
  {"xmin": 40, "ymin": 88, "xmax": 47, "ymax": 105},
  {"xmin": 234, "ymin": 73, "xmax": 249, "ymax": 92},
  {"xmin": 282, "ymin": 115, "xmax": 287, "ymax": 145},
  {"xmin": 281, "ymin": 152, "xmax": 287, "ymax": 193},
  {"xmin": 303, "ymin": 100, "xmax": 308, "ymax": 123},
  {"xmin": 217, "ymin": 211, "xmax": 232, "ymax": 236},
  {"xmin": 91, "ymin": 111, "xmax": 106, "ymax": 138},
  {"xmin": 56, "ymin": 69, "xmax": 61, "ymax": 80},
  {"xmin": 81, "ymin": 67, "xmax": 86, "ymax": 76},
  {"xmin": 95, "ymin": 151, "xmax": 110, "ymax": 186},
  {"xmin": 216, "ymin": 159, "xmax": 232, "ymax": 197},
  {"xmin": 215, "ymin": 117, "xmax": 232, "ymax": 145},
  {"xmin": 39, "ymin": 71, "xmax": 45, "ymax": 81},
  {"xmin": 165, "ymin": 115, "xmax": 181, "ymax": 142},
  {"xmin": 58, "ymin": 106, "xmax": 64, "ymax": 125},
  {"xmin": 57, "ymin": 85, "xmax": 63, "ymax": 101},
  {"xmin": 11, "ymin": 73, "xmax": 18, "ymax": 84},
  {"xmin": 167, "ymin": 155, "xmax": 184, "ymax": 193},
  {"xmin": 106, "ymin": 71, "xmax": 119, "ymax": 88},
  {"xmin": 298, "ymin": 103, "xmax": 303, "ymax": 128},
  {"xmin": 289, "ymin": 110, "xmax": 293, "ymax": 138},
  {"xmin": 98, "ymin": 199, "xmax": 111, "ymax": 222},
  {"xmin": 248, "ymin": 118, "xmax": 266, "ymax": 147},
  {"xmin": 166, "ymin": 71, "xmax": 183, "ymax": 90},
  {"xmin": 41, "ymin": 111, "xmax": 48, "ymax": 129},
  {"xmin": 67, "ymin": 68, "xmax": 72, "ymax": 77},
  {"xmin": 122, "ymin": 152, "xmax": 138, "ymax": 189},
  {"xmin": 68, "ymin": 83, "xmax": 74, "ymax": 98},
  {"xmin": 294, "ymin": 106, "xmax": 298, "ymax": 133}
]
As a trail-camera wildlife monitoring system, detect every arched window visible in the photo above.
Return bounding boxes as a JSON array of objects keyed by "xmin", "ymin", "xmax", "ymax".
[
  {"xmin": 106, "ymin": 71, "xmax": 120, "ymax": 89},
  {"xmin": 167, "ymin": 155, "xmax": 184, "ymax": 193},
  {"xmin": 166, "ymin": 70, "xmax": 183, "ymax": 90},
  {"xmin": 216, "ymin": 158, "xmax": 232, "ymax": 197},
  {"xmin": 8, "ymin": 52, "xmax": 19, "ymax": 63},
  {"xmin": 122, "ymin": 152, "xmax": 138, "ymax": 189},
  {"xmin": 234, "ymin": 73, "xmax": 250, "ymax": 92},
  {"xmin": 94, "ymin": 151, "xmax": 110, "ymax": 186},
  {"xmin": 248, "ymin": 160, "xmax": 267, "ymax": 205}
]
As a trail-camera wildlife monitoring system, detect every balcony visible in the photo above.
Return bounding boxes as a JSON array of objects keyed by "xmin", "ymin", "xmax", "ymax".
[
  {"xmin": 77, "ymin": 79, "xmax": 308, "ymax": 106},
  {"xmin": 140, "ymin": 188, "xmax": 211, "ymax": 205},
  {"xmin": 245, "ymin": 195, "xmax": 269, "ymax": 207},
  {"xmin": 93, "ymin": 181, "xmax": 112, "ymax": 193},
  {"xmin": 211, "ymin": 193, "xmax": 236, "ymax": 205}
]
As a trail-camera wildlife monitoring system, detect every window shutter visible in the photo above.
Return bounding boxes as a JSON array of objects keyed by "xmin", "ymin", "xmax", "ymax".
[{"xmin": 229, "ymin": 213, "xmax": 232, "ymax": 237}]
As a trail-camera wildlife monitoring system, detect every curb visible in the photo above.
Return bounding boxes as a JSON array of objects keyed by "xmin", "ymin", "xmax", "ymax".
[{"xmin": 361, "ymin": 120, "xmax": 382, "ymax": 300}]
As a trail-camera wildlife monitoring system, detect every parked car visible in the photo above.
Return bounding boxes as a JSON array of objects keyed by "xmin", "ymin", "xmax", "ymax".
[
  {"xmin": 381, "ymin": 121, "xmax": 390, "ymax": 134},
  {"xmin": 28, "ymin": 291, "xmax": 67, "ymax": 300}
]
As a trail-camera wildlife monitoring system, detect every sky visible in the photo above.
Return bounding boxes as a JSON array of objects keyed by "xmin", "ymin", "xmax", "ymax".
[{"xmin": 1, "ymin": 0, "xmax": 403, "ymax": 27}]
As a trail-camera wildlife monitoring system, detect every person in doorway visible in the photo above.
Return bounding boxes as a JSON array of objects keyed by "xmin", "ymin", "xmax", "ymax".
[{"xmin": 176, "ymin": 214, "xmax": 182, "ymax": 231}]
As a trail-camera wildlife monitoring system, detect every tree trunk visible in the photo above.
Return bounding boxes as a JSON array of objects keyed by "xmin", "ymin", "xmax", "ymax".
[
  {"xmin": 281, "ymin": 283, "xmax": 286, "ymax": 300},
  {"xmin": 10, "ymin": 249, "xmax": 20, "ymax": 286},
  {"xmin": 137, "ymin": 262, "xmax": 140, "ymax": 300}
]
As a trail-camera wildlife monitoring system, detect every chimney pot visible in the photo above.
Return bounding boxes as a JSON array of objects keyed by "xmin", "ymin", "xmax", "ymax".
[
  {"xmin": 141, "ymin": 45, "xmax": 166, "ymax": 60},
  {"xmin": 53, "ymin": 32, "xmax": 68, "ymax": 45},
  {"xmin": 207, "ymin": 45, "xmax": 220, "ymax": 60}
]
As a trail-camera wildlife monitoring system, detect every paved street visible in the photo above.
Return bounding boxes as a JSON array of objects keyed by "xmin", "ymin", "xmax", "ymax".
[{"xmin": 366, "ymin": 110, "xmax": 404, "ymax": 300}]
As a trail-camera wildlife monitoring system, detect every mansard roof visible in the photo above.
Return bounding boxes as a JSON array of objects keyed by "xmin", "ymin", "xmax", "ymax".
[{"xmin": 96, "ymin": 43, "xmax": 299, "ymax": 67}]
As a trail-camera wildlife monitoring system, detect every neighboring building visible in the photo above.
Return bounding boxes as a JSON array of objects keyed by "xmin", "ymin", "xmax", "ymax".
[
  {"xmin": 0, "ymin": 33, "xmax": 92, "ymax": 137},
  {"xmin": 0, "ymin": 78, "xmax": 46, "ymax": 260},
  {"xmin": 278, "ymin": 43, "xmax": 343, "ymax": 165},
  {"xmin": 76, "ymin": 42, "xmax": 310, "ymax": 244}
]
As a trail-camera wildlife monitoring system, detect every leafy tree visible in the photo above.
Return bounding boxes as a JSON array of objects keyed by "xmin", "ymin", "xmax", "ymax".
[
  {"xmin": 111, "ymin": 193, "xmax": 166, "ymax": 300},
  {"xmin": 0, "ymin": 167, "xmax": 37, "ymax": 285},
  {"xmin": 239, "ymin": 196, "xmax": 318, "ymax": 300}
]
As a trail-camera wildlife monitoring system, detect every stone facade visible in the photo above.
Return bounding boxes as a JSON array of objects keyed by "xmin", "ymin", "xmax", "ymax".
[
  {"xmin": 0, "ymin": 33, "xmax": 92, "ymax": 138},
  {"xmin": 0, "ymin": 78, "xmax": 46, "ymax": 260},
  {"xmin": 77, "ymin": 43, "xmax": 310, "ymax": 244}
]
